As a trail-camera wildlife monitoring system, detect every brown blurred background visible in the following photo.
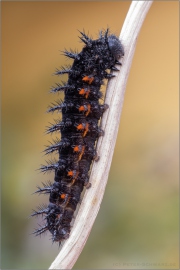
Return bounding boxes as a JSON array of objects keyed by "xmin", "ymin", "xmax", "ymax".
[{"xmin": 2, "ymin": 1, "xmax": 179, "ymax": 269}]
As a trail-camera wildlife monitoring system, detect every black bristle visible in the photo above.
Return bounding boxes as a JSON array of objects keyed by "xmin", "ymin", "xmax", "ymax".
[
  {"xmin": 47, "ymin": 100, "xmax": 63, "ymax": 113},
  {"xmin": 33, "ymin": 225, "xmax": 48, "ymax": 236},
  {"xmin": 33, "ymin": 181, "xmax": 52, "ymax": 195},
  {"xmin": 63, "ymin": 49, "xmax": 79, "ymax": 60},
  {"xmin": 39, "ymin": 159, "xmax": 59, "ymax": 173},
  {"xmin": 50, "ymin": 82, "xmax": 75, "ymax": 93},
  {"xmin": 44, "ymin": 138, "xmax": 70, "ymax": 155},
  {"xmin": 54, "ymin": 65, "xmax": 72, "ymax": 76},
  {"xmin": 45, "ymin": 119, "xmax": 63, "ymax": 134},
  {"xmin": 78, "ymin": 30, "xmax": 92, "ymax": 44},
  {"xmin": 31, "ymin": 204, "xmax": 48, "ymax": 217}
]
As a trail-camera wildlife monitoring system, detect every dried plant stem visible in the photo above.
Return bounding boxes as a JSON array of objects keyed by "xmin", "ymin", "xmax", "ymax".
[{"xmin": 49, "ymin": 1, "xmax": 153, "ymax": 269}]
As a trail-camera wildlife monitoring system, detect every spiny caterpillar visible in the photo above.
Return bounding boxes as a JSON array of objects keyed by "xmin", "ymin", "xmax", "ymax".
[{"xmin": 32, "ymin": 29, "xmax": 124, "ymax": 244}]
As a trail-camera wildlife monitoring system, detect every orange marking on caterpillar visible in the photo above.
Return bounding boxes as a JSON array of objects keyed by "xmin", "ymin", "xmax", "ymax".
[
  {"xmin": 79, "ymin": 105, "xmax": 85, "ymax": 112},
  {"xmin": 82, "ymin": 76, "xmax": 94, "ymax": 84},
  {"xmin": 67, "ymin": 170, "xmax": 73, "ymax": 177},
  {"xmin": 73, "ymin": 145, "xmax": 80, "ymax": 152},
  {"xmin": 67, "ymin": 170, "xmax": 79, "ymax": 179},
  {"xmin": 79, "ymin": 88, "xmax": 90, "ymax": 99},
  {"xmin": 67, "ymin": 170, "xmax": 79, "ymax": 186},
  {"xmin": 83, "ymin": 123, "xmax": 89, "ymax": 137},
  {"xmin": 76, "ymin": 122, "xmax": 89, "ymax": 136},
  {"xmin": 79, "ymin": 88, "xmax": 85, "ymax": 95},
  {"xmin": 78, "ymin": 104, "xmax": 91, "ymax": 116},
  {"xmin": 73, "ymin": 145, "xmax": 85, "ymax": 161},
  {"xmin": 85, "ymin": 91, "xmax": 90, "ymax": 99},
  {"xmin": 60, "ymin": 194, "xmax": 66, "ymax": 199},
  {"xmin": 85, "ymin": 104, "xmax": 91, "ymax": 116},
  {"xmin": 76, "ymin": 123, "xmax": 84, "ymax": 131},
  {"xmin": 79, "ymin": 146, "xmax": 85, "ymax": 161}
]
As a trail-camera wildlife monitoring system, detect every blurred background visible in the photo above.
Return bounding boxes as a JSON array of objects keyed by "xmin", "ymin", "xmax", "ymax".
[{"xmin": 1, "ymin": 1, "xmax": 179, "ymax": 269}]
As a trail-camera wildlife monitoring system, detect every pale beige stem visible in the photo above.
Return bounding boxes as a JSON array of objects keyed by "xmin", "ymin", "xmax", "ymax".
[{"xmin": 49, "ymin": 1, "xmax": 153, "ymax": 269}]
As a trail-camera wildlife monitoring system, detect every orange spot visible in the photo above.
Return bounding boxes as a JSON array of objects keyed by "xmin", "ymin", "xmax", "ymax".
[
  {"xmin": 82, "ymin": 76, "xmax": 94, "ymax": 84},
  {"xmin": 73, "ymin": 145, "xmax": 85, "ymax": 160},
  {"xmin": 60, "ymin": 194, "xmax": 66, "ymax": 199},
  {"xmin": 76, "ymin": 123, "xmax": 84, "ymax": 130},
  {"xmin": 67, "ymin": 170, "xmax": 79, "ymax": 179},
  {"xmin": 79, "ymin": 105, "xmax": 85, "ymax": 112},
  {"xmin": 73, "ymin": 145, "xmax": 79, "ymax": 152},
  {"xmin": 67, "ymin": 170, "xmax": 79, "ymax": 186},
  {"xmin": 76, "ymin": 122, "xmax": 89, "ymax": 136},
  {"xmin": 61, "ymin": 194, "xmax": 70, "ymax": 207},
  {"xmin": 79, "ymin": 88, "xmax": 90, "ymax": 99},
  {"xmin": 79, "ymin": 88, "xmax": 85, "ymax": 95},
  {"xmin": 78, "ymin": 104, "xmax": 91, "ymax": 116},
  {"xmin": 67, "ymin": 170, "xmax": 73, "ymax": 177}
]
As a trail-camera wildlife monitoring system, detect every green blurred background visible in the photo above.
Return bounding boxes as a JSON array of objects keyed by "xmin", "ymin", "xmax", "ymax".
[{"xmin": 2, "ymin": 1, "xmax": 179, "ymax": 269}]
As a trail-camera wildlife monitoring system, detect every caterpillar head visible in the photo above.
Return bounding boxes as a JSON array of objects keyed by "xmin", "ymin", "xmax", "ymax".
[{"xmin": 108, "ymin": 35, "xmax": 124, "ymax": 60}]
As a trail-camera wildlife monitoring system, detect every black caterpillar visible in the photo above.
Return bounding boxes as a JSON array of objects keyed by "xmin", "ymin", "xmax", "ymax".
[{"xmin": 32, "ymin": 29, "xmax": 124, "ymax": 244}]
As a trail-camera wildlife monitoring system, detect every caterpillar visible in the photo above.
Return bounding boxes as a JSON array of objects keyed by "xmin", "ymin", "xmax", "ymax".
[{"xmin": 32, "ymin": 29, "xmax": 124, "ymax": 244}]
